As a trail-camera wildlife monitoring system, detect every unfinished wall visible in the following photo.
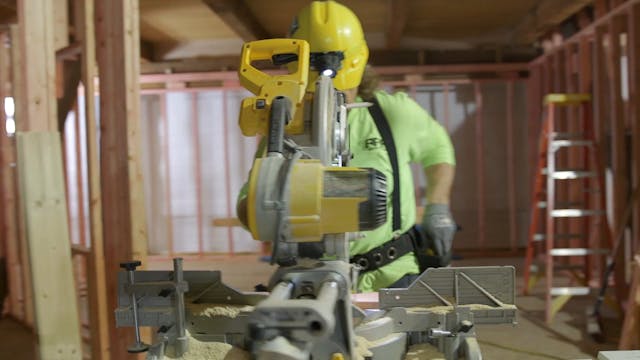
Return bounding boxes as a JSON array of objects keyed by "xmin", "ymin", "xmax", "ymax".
[
  {"xmin": 136, "ymin": 79, "xmax": 529, "ymax": 255},
  {"xmin": 409, "ymin": 81, "xmax": 530, "ymax": 250}
]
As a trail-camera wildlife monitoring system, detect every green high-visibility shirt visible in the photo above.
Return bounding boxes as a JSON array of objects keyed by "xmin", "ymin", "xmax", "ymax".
[{"xmin": 348, "ymin": 90, "xmax": 456, "ymax": 292}]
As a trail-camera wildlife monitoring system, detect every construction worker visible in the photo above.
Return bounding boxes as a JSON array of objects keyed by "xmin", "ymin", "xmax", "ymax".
[{"xmin": 288, "ymin": 0, "xmax": 457, "ymax": 292}]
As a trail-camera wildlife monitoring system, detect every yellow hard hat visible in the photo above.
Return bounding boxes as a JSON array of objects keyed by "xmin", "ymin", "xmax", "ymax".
[{"xmin": 288, "ymin": 0, "xmax": 369, "ymax": 90}]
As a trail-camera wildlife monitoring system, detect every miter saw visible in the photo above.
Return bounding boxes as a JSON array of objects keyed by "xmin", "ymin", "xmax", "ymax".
[{"xmin": 114, "ymin": 39, "xmax": 517, "ymax": 360}]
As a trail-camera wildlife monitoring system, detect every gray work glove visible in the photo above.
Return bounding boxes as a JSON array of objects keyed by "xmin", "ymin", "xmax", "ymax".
[{"xmin": 421, "ymin": 204, "xmax": 456, "ymax": 258}]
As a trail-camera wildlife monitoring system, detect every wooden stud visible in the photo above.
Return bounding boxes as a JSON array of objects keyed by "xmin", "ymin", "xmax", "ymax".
[
  {"xmin": 506, "ymin": 81, "xmax": 517, "ymax": 252},
  {"xmin": 16, "ymin": 132, "xmax": 82, "ymax": 360},
  {"xmin": 628, "ymin": 3, "xmax": 640, "ymax": 259},
  {"xmin": 620, "ymin": 255, "xmax": 640, "ymax": 349},
  {"xmin": 76, "ymin": 0, "xmax": 110, "ymax": 358},
  {"xmin": 222, "ymin": 90, "xmax": 235, "ymax": 255},
  {"xmin": 9, "ymin": 24, "xmax": 34, "ymax": 328},
  {"xmin": 608, "ymin": 16, "xmax": 630, "ymax": 303},
  {"xmin": 595, "ymin": 0, "xmax": 610, "ymax": 19},
  {"xmin": 17, "ymin": 0, "xmax": 58, "ymax": 131},
  {"xmin": 474, "ymin": 82, "xmax": 485, "ymax": 249},
  {"xmin": 95, "ymin": 0, "xmax": 149, "ymax": 355},
  {"xmin": 53, "ymin": 0, "xmax": 69, "ymax": 50},
  {"xmin": 0, "ymin": 31, "xmax": 21, "ymax": 320},
  {"xmin": 386, "ymin": 0, "xmax": 407, "ymax": 49}
]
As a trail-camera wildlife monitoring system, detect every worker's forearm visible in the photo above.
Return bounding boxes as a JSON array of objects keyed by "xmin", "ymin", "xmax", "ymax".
[{"xmin": 425, "ymin": 163, "xmax": 455, "ymax": 205}]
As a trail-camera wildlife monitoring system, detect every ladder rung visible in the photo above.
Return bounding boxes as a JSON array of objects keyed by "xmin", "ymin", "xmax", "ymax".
[
  {"xmin": 551, "ymin": 139, "xmax": 593, "ymax": 148},
  {"xmin": 554, "ymin": 264, "xmax": 584, "ymax": 271},
  {"xmin": 533, "ymin": 233, "xmax": 585, "ymax": 241},
  {"xmin": 550, "ymin": 248, "xmax": 609, "ymax": 256},
  {"xmin": 550, "ymin": 132, "xmax": 584, "ymax": 139},
  {"xmin": 551, "ymin": 287, "xmax": 590, "ymax": 296},
  {"xmin": 538, "ymin": 202, "xmax": 584, "ymax": 209},
  {"xmin": 551, "ymin": 209, "xmax": 604, "ymax": 217},
  {"xmin": 551, "ymin": 170, "xmax": 596, "ymax": 180},
  {"xmin": 544, "ymin": 93, "xmax": 591, "ymax": 105}
]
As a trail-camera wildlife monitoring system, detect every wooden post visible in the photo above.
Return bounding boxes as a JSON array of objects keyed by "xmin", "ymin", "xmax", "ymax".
[
  {"xmin": 76, "ymin": 0, "xmax": 110, "ymax": 358},
  {"xmin": 628, "ymin": 3, "xmax": 640, "ymax": 259},
  {"xmin": 620, "ymin": 255, "xmax": 640, "ymax": 349},
  {"xmin": 9, "ymin": 24, "xmax": 34, "ymax": 328},
  {"xmin": 16, "ymin": 133, "xmax": 82, "ymax": 359},
  {"xmin": 608, "ymin": 16, "xmax": 630, "ymax": 303},
  {"xmin": 0, "ymin": 31, "xmax": 21, "ymax": 320},
  {"xmin": 17, "ymin": 0, "xmax": 58, "ymax": 131},
  {"xmin": 53, "ymin": 0, "xmax": 69, "ymax": 51},
  {"xmin": 95, "ymin": 0, "xmax": 149, "ymax": 356}
]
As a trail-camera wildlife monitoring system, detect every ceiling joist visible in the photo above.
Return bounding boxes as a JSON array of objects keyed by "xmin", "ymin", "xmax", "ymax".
[
  {"xmin": 509, "ymin": 0, "xmax": 592, "ymax": 44},
  {"xmin": 386, "ymin": 0, "xmax": 408, "ymax": 49},
  {"xmin": 202, "ymin": 0, "xmax": 269, "ymax": 42}
]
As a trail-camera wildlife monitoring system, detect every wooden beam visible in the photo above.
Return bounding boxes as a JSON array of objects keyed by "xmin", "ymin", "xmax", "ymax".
[
  {"xmin": 608, "ymin": 16, "xmax": 630, "ymax": 304},
  {"xmin": 53, "ymin": 0, "xmax": 68, "ymax": 50},
  {"xmin": 76, "ymin": 0, "xmax": 110, "ymax": 357},
  {"xmin": 202, "ymin": 0, "xmax": 269, "ymax": 41},
  {"xmin": 595, "ymin": 0, "xmax": 609, "ymax": 19},
  {"xmin": 56, "ymin": 59, "xmax": 81, "ymax": 132},
  {"xmin": 510, "ymin": 0, "xmax": 592, "ymax": 44},
  {"xmin": 16, "ymin": 132, "xmax": 82, "ymax": 359},
  {"xmin": 17, "ymin": 0, "xmax": 58, "ymax": 131},
  {"xmin": 140, "ymin": 38, "xmax": 155, "ymax": 62},
  {"xmin": 95, "ymin": 0, "xmax": 149, "ymax": 356},
  {"xmin": 620, "ymin": 255, "xmax": 640, "ymax": 349},
  {"xmin": 629, "ymin": 1, "xmax": 640, "ymax": 257},
  {"xmin": 9, "ymin": 23, "xmax": 33, "ymax": 328},
  {"xmin": 0, "ymin": 31, "xmax": 21, "ymax": 320},
  {"xmin": 386, "ymin": 0, "xmax": 407, "ymax": 49}
]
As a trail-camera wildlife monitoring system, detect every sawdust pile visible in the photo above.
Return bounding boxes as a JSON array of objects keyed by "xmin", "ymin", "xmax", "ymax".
[
  {"xmin": 164, "ymin": 331, "xmax": 250, "ymax": 360},
  {"xmin": 188, "ymin": 303, "xmax": 254, "ymax": 319},
  {"xmin": 354, "ymin": 336, "xmax": 373, "ymax": 360},
  {"xmin": 404, "ymin": 343, "xmax": 445, "ymax": 360},
  {"xmin": 409, "ymin": 303, "xmax": 517, "ymax": 314}
]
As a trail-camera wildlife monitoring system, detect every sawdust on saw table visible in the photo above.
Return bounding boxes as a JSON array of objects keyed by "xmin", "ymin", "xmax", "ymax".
[
  {"xmin": 188, "ymin": 303, "xmax": 254, "ymax": 318},
  {"xmin": 404, "ymin": 343, "xmax": 445, "ymax": 360},
  {"xmin": 164, "ymin": 330, "xmax": 250, "ymax": 360}
]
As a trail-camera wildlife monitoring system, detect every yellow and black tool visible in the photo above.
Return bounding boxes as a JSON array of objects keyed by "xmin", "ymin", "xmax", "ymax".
[{"xmin": 236, "ymin": 39, "xmax": 387, "ymax": 248}]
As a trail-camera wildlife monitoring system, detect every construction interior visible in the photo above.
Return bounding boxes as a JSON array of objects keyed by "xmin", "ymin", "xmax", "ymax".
[{"xmin": 1, "ymin": 0, "xmax": 640, "ymax": 359}]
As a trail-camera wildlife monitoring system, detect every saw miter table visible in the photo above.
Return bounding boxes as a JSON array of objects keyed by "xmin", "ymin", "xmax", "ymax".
[{"xmin": 115, "ymin": 39, "xmax": 517, "ymax": 360}]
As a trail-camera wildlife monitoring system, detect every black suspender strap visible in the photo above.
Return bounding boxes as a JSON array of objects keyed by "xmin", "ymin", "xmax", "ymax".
[{"xmin": 368, "ymin": 98, "xmax": 401, "ymax": 231}]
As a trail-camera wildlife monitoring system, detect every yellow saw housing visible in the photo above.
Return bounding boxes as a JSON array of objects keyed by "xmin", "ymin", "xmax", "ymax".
[
  {"xmin": 247, "ymin": 158, "xmax": 386, "ymax": 243},
  {"xmin": 238, "ymin": 39, "xmax": 310, "ymax": 137}
]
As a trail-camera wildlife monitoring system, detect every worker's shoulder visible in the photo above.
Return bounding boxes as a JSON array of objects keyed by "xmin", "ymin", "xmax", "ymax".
[
  {"xmin": 375, "ymin": 90, "xmax": 414, "ymax": 107},
  {"xmin": 374, "ymin": 90, "xmax": 425, "ymax": 120}
]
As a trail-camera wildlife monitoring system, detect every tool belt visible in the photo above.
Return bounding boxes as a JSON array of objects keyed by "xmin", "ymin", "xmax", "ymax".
[
  {"xmin": 350, "ymin": 226, "xmax": 451, "ymax": 274},
  {"xmin": 350, "ymin": 228, "xmax": 419, "ymax": 274}
]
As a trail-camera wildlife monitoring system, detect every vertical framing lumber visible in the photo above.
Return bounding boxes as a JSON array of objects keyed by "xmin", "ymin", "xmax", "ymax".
[
  {"xmin": 9, "ymin": 24, "xmax": 33, "ymax": 328},
  {"xmin": 506, "ymin": 81, "xmax": 517, "ymax": 252},
  {"xmin": 16, "ymin": 132, "xmax": 82, "ymax": 360},
  {"xmin": 191, "ymin": 94, "xmax": 204, "ymax": 256},
  {"xmin": 608, "ymin": 16, "xmax": 630, "ymax": 303},
  {"xmin": 0, "ymin": 31, "xmax": 21, "ymax": 319},
  {"xmin": 160, "ymin": 94, "xmax": 174, "ymax": 256},
  {"xmin": 628, "ymin": 3, "xmax": 640, "ymax": 259},
  {"xmin": 620, "ymin": 255, "xmax": 640, "ymax": 349},
  {"xmin": 77, "ymin": 0, "xmax": 110, "ymax": 358},
  {"xmin": 53, "ymin": 0, "xmax": 69, "ymax": 50},
  {"xmin": 95, "ymin": 0, "xmax": 149, "ymax": 355},
  {"xmin": 17, "ymin": 0, "xmax": 58, "ymax": 131},
  {"xmin": 222, "ymin": 90, "xmax": 235, "ymax": 255},
  {"xmin": 474, "ymin": 82, "xmax": 485, "ymax": 249}
]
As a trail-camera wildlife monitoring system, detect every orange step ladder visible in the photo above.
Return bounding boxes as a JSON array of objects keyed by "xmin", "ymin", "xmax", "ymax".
[{"xmin": 523, "ymin": 93, "xmax": 612, "ymax": 323}]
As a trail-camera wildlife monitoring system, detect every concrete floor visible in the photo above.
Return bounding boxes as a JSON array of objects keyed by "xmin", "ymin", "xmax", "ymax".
[{"xmin": 0, "ymin": 255, "xmax": 621, "ymax": 359}]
